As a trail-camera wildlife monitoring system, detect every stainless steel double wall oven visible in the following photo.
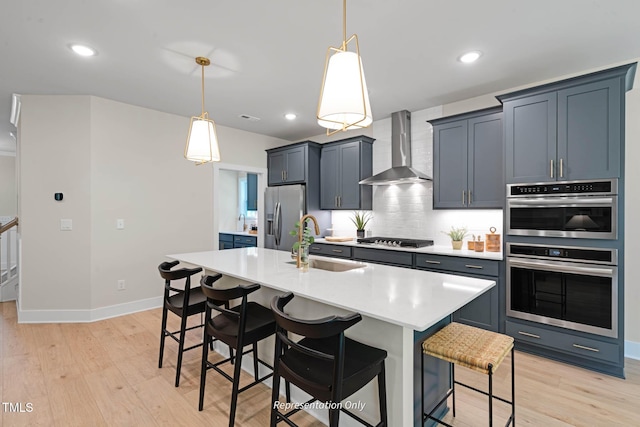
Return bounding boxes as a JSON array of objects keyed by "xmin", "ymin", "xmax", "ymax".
[{"xmin": 506, "ymin": 179, "xmax": 619, "ymax": 338}]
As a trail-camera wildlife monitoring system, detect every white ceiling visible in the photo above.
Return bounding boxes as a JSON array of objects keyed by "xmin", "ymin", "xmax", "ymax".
[{"xmin": 1, "ymin": 0, "xmax": 639, "ymax": 151}]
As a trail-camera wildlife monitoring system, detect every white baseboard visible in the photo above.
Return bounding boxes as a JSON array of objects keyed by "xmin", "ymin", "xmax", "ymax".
[
  {"xmin": 17, "ymin": 296, "xmax": 163, "ymax": 323},
  {"xmin": 625, "ymin": 340, "xmax": 640, "ymax": 360}
]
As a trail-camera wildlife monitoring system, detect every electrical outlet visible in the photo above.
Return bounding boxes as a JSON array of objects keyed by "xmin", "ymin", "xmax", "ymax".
[{"xmin": 117, "ymin": 279, "xmax": 126, "ymax": 291}]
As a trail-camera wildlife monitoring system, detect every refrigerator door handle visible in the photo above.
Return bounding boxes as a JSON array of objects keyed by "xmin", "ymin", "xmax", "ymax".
[{"xmin": 274, "ymin": 202, "xmax": 282, "ymax": 246}]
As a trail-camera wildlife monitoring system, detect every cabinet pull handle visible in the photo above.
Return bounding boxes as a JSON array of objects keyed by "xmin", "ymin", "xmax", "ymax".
[
  {"xmin": 462, "ymin": 190, "xmax": 466, "ymax": 206},
  {"xmin": 518, "ymin": 331, "xmax": 541, "ymax": 339},
  {"xmin": 550, "ymin": 159, "xmax": 554, "ymax": 178},
  {"xmin": 284, "ymin": 170, "xmax": 287, "ymax": 181},
  {"xmin": 424, "ymin": 260, "xmax": 441, "ymax": 264},
  {"xmin": 311, "ymin": 246, "xmax": 320, "ymax": 250},
  {"xmin": 335, "ymin": 196, "xmax": 338, "ymax": 207},
  {"xmin": 465, "ymin": 264, "xmax": 484, "ymax": 269},
  {"xmin": 573, "ymin": 343, "xmax": 599, "ymax": 353},
  {"xmin": 338, "ymin": 196, "xmax": 341, "ymax": 207},
  {"xmin": 468, "ymin": 190, "xmax": 472, "ymax": 205},
  {"xmin": 332, "ymin": 249, "xmax": 343, "ymax": 253},
  {"xmin": 560, "ymin": 158, "xmax": 564, "ymax": 178}
]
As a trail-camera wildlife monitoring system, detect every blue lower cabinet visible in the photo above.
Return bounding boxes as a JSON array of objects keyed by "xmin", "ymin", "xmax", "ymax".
[
  {"xmin": 415, "ymin": 253, "xmax": 502, "ymax": 332},
  {"xmin": 233, "ymin": 235, "xmax": 257, "ymax": 248},
  {"xmin": 219, "ymin": 233, "xmax": 234, "ymax": 250}
]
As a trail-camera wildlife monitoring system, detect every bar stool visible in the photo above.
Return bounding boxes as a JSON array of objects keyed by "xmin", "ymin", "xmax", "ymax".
[
  {"xmin": 198, "ymin": 274, "xmax": 276, "ymax": 427},
  {"xmin": 158, "ymin": 261, "xmax": 222, "ymax": 387},
  {"xmin": 270, "ymin": 292, "xmax": 388, "ymax": 427},
  {"xmin": 421, "ymin": 322, "xmax": 515, "ymax": 427}
]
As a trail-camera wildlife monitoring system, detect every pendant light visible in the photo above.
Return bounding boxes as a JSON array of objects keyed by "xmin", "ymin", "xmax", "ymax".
[
  {"xmin": 317, "ymin": 0, "xmax": 372, "ymax": 134},
  {"xmin": 185, "ymin": 56, "xmax": 221, "ymax": 164}
]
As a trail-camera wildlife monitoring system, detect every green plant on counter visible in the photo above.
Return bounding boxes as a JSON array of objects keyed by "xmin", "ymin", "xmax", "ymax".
[
  {"xmin": 350, "ymin": 211, "xmax": 372, "ymax": 231},
  {"xmin": 442, "ymin": 226, "xmax": 468, "ymax": 241},
  {"xmin": 289, "ymin": 218, "xmax": 316, "ymax": 251}
]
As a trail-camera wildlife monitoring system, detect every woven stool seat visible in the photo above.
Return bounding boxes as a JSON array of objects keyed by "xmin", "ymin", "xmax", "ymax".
[
  {"xmin": 421, "ymin": 322, "xmax": 516, "ymax": 426},
  {"xmin": 422, "ymin": 322, "xmax": 514, "ymax": 374}
]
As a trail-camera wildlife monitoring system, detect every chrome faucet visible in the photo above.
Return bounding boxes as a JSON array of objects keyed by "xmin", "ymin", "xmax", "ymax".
[
  {"xmin": 297, "ymin": 214, "xmax": 320, "ymax": 268},
  {"xmin": 239, "ymin": 214, "xmax": 247, "ymax": 231}
]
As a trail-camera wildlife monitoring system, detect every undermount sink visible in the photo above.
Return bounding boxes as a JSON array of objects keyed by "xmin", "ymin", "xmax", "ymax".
[{"xmin": 286, "ymin": 258, "xmax": 367, "ymax": 272}]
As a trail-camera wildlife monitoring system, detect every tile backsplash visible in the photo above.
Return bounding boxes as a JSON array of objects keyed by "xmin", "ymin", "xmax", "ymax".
[{"xmin": 330, "ymin": 105, "xmax": 503, "ymax": 245}]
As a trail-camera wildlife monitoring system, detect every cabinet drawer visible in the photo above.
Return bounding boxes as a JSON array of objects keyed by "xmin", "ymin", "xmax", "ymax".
[
  {"xmin": 309, "ymin": 243, "xmax": 352, "ymax": 258},
  {"xmin": 233, "ymin": 235, "xmax": 257, "ymax": 247},
  {"xmin": 352, "ymin": 247, "xmax": 413, "ymax": 267},
  {"xmin": 219, "ymin": 233, "xmax": 234, "ymax": 243},
  {"xmin": 506, "ymin": 320, "xmax": 620, "ymax": 364},
  {"xmin": 415, "ymin": 254, "xmax": 499, "ymax": 276}
]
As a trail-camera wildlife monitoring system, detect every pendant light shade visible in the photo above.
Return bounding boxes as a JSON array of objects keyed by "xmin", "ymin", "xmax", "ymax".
[
  {"xmin": 317, "ymin": 0, "xmax": 372, "ymax": 134},
  {"xmin": 184, "ymin": 57, "xmax": 221, "ymax": 164}
]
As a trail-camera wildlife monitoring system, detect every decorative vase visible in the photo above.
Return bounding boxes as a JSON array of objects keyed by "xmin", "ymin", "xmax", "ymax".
[
  {"xmin": 451, "ymin": 240, "xmax": 463, "ymax": 250},
  {"xmin": 299, "ymin": 245, "xmax": 310, "ymax": 271},
  {"xmin": 357, "ymin": 229, "xmax": 365, "ymax": 238}
]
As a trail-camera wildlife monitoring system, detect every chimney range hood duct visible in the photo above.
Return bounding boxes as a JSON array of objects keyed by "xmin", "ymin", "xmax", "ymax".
[{"xmin": 359, "ymin": 110, "xmax": 432, "ymax": 185}]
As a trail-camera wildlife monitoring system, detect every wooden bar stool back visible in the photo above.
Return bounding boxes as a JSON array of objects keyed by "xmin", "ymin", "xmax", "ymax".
[
  {"xmin": 421, "ymin": 322, "xmax": 515, "ymax": 427},
  {"xmin": 270, "ymin": 292, "xmax": 388, "ymax": 427},
  {"xmin": 198, "ymin": 274, "xmax": 276, "ymax": 427},
  {"xmin": 158, "ymin": 261, "xmax": 222, "ymax": 387}
]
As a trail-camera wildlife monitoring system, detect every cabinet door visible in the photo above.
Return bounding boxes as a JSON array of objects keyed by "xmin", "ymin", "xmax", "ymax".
[
  {"xmin": 320, "ymin": 145, "xmax": 339, "ymax": 209},
  {"xmin": 219, "ymin": 240, "xmax": 234, "ymax": 250},
  {"xmin": 268, "ymin": 151, "xmax": 286, "ymax": 185},
  {"xmin": 246, "ymin": 173, "xmax": 258, "ymax": 211},
  {"xmin": 504, "ymin": 92, "xmax": 557, "ymax": 183},
  {"xmin": 468, "ymin": 112, "xmax": 503, "ymax": 208},
  {"xmin": 284, "ymin": 146, "xmax": 306, "ymax": 183},
  {"xmin": 453, "ymin": 286, "xmax": 499, "ymax": 332},
  {"xmin": 337, "ymin": 142, "xmax": 362, "ymax": 209},
  {"xmin": 433, "ymin": 121, "xmax": 468, "ymax": 208},
  {"xmin": 558, "ymin": 78, "xmax": 621, "ymax": 180}
]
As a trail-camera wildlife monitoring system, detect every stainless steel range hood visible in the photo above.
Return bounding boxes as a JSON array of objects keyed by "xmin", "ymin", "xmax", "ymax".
[{"xmin": 359, "ymin": 110, "xmax": 432, "ymax": 185}]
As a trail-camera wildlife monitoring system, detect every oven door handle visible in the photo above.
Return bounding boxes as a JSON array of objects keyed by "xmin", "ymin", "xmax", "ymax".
[
  {"xmin": 508, "ymin": 197, "xmax": 615, "ymax": 207},
  {"xmin": 507, "ymin": 258, "xmax": 615, "ymax": 277}
]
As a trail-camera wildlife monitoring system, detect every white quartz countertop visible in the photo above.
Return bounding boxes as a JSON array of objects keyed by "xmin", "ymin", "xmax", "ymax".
[
  {"xmin": 219, "ymin": 230, "xmax": 258, "ymax": 237},
  {"xmin": 315, "ymin": 238, "xmax": 504, "ymax": 260},
  {"xmin": 167, "ymin": 247, "xmax": 495, "ymax": 331}
]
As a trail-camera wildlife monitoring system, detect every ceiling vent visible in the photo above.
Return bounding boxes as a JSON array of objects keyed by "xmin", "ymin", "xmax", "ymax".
[{"xmin": 239, "ymin": 114, "xmax": 261, "ymax": 122}]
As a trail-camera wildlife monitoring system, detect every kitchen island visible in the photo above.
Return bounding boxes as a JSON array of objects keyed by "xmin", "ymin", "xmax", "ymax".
[{"xmin": 168, "ymin": 247, "xmax": 496, "ymax": 426}]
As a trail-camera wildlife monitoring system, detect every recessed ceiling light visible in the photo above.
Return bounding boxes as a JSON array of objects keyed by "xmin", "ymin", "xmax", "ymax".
[
  {"xmin": 284, "ymin": 113, "xmax": 297, "ymax": 120},
  {"xmin": 458, "ymin": 51, "xmax": 482, "ymax": 64},
  {"xmin": 70, "ymin": 44, "xmax": 97, "ymax": 57}
]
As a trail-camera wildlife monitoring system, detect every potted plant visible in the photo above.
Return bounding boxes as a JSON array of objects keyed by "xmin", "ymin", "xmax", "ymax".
[
  {"xmin": 442, "ymin": 226, "xmax": 468, "ymax": 250},
  {"xmin": 289, "ymin": 218, "xmax": 316, "ymax": 268},
  {"xmin": 350, "ymin": 211, "xmax": 372, "ymax": 238}
]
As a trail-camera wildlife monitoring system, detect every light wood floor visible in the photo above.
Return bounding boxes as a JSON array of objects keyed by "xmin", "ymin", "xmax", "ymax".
[{"xmin": 1, "ymin": 301, "xmax": 639, "ymax": 427}]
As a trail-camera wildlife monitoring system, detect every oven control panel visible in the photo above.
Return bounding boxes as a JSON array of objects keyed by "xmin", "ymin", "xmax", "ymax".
[
  {"xmin": 507, "ymin": 243, "xmax": 617, "ymax": 265},
  {"xmin": 508, "ymin": 179, "xmax": 617, "ymax": 197}
]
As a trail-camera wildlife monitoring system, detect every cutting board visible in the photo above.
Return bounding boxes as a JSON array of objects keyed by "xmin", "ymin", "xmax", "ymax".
[{"xmin": 324, "ymin": 236, "xmax": 354, "ymax": 242}]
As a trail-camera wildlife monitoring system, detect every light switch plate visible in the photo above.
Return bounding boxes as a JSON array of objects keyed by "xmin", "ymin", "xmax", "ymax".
[
  {"xmin": 116, "ymin": 219, "xmax": 125, "ymax": 230},
  {"xmin": 60, "ymin": 219, "xmax": 72, "ymax": 231}
]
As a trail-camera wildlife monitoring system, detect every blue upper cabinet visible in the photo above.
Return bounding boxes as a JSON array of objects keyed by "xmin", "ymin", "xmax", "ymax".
[
  {"xmin": 498, "ymin": 63, "xmax": 636, "ymax": 183},
  {"xmin": 267, "ymin": 142, "xmax": 321, "ymax": 186},
  {"xmin": 430, "ymin": 107, "xmax": 503, "ymax": 209},
  {"xmin": 246, "ymin": 173, "xmax": 258, "ymax": 211},
  {"xmin": 320, "ymin": 136, "xmax": 374, "ymax": 210}
]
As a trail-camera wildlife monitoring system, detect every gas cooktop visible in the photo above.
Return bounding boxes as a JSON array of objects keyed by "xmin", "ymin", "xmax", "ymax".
[{"xmin": 357, "ymin": 237, "xmax": 434, "ymax": 248}]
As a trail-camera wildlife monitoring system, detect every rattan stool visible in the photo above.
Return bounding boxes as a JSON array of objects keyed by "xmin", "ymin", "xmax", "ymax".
[{"xmin": 421, "ymin": 322, "xmax": 515, "ymax": 426}]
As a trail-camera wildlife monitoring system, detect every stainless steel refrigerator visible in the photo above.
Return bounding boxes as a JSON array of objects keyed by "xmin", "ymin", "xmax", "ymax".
[{"xmin": 264, "ymin": 185, "xmax": 330, "ymax": 251}]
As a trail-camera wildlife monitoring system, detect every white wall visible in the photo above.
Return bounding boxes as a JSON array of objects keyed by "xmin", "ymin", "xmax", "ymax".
[
  {"xmin": 17, "ymin": 95, "xmax": 286, "ymax": 319},
  {"xmin": 0, "ymin": 156, "xmax": 16, "ymax": 216},
  {"xmin": 19, "ymin": 95, "xmax": 93, "ymax": 311}
]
